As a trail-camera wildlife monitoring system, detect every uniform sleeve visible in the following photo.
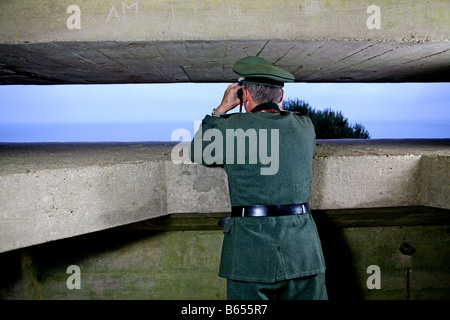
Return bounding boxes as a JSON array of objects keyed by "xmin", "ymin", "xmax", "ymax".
[
  {"xmin": 189, "ymin": 115, "xmax": 225, "ymax": 167},
  {"xmin": 303, "ymin": 115, "xmax": 317, "ymax": 154},
  {"xmin": 295, "ymin": 114, "xmax": 317, "ymax": 154},
  {"xmin": 308, "ymin": 116, "xmax": 317, "ymax": 154}
]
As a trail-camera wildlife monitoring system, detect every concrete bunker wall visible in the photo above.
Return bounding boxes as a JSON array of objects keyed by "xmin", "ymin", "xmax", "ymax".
[{"xmin": 1, "ymin": 139, "xmax": 449, "ymax": 299}]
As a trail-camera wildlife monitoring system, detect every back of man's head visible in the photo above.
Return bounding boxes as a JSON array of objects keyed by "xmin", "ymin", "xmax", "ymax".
[{"xmin": 242, "ymin": 82, "xmax": 283, "ymax": 105}]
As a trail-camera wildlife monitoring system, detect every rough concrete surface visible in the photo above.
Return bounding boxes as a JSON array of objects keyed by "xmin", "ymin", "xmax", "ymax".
[
  {"xmin": 2, "ymin": 223, "xmax": 448, "ymax": 300},
  {"xmin": 1, "ymin": 139, "xmax": 449, "ymax": 253},
  {"xmin": 2, "ymin": 0, "xmax": 449, "ymax": 43},
  {"xmin": 0, "ymin": 0, "xmax": 449, "ymax": 84}
]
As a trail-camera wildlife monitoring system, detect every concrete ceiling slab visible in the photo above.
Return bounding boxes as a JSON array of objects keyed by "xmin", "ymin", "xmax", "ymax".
[
  {"xmin": 0, "ymin": 0, "xmax": 449, "ymax": 84},
  {"xmin": 1, "ymin": 40, "xmax": 449, "ymax": 84}
]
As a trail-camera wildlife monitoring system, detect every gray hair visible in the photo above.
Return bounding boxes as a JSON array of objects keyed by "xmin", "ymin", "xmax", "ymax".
[{"xmin": 242, "ymin": 83, "xmax": 283, "ymax": 105}]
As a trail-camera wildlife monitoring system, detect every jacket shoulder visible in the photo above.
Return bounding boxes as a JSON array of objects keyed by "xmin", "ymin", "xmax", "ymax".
[{"xmin": 219, "ymin": 112, "xmax": 242, "ymax": 119}]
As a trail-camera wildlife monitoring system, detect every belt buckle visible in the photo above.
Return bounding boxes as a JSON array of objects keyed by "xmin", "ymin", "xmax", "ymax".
[{"xmin": 301, "ymin": 203, "xmax": 309, "ymax": 214}]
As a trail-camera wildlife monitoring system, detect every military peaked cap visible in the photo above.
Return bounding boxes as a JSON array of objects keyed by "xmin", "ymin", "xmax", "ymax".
[{"xmin": 233, "ymin": 56, "xmax": 295, "ymax": 87}]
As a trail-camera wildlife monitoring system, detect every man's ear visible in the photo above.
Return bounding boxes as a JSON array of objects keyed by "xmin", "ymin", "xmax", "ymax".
[
  {"xmin": 279, "ymin": 89, "xmax": 284, "ymax": 103},
  {"xmin": 243, "ymin": 88, "xmax": 250, "ymax": 103}
]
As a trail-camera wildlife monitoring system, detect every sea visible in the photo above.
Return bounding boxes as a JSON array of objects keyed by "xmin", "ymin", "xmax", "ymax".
[{"xmin": 0, "ymin": 120, "xmax": 448, "ymax": 143}]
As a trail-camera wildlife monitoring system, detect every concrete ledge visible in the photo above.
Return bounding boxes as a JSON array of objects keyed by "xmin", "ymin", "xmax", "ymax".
[
  {"xmin": 1, "ymin": 0, "xmax": 449, "ymax": 43},
  {"xmin": 1, "ymin": 139, "xmax": 449, "ymax": 253}
]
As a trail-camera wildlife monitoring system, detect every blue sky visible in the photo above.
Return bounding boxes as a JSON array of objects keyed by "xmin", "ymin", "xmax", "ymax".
[{"xmin": 0, "ymin": 82, "xmax": 449, "ymax": 141}]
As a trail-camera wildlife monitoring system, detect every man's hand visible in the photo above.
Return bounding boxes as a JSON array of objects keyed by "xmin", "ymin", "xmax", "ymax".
[{"xmin": 215, "ymin": 83, "xmax": 243, "ymax": 114}]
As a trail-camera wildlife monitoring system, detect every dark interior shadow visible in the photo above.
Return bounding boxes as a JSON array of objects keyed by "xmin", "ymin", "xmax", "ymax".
[{"xmin": 312, "ymin": 211, "xmax": 365, "ymax": 300}]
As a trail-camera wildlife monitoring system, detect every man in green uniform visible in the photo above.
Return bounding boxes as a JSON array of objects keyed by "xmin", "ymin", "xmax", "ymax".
[{"xmin": 189, "ymin": 56, "xmax": 327, "ymax": 300}]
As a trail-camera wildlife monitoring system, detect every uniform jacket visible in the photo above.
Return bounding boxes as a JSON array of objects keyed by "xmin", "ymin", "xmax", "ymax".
[{"xmin": 189, "ymin": 109, "xmax": 326, "ymax": 283}]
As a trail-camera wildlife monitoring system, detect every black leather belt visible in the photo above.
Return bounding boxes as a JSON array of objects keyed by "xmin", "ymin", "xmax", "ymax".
[{"xmin": 231, "ymin": 202, "xmax": 310, "ymax": 217}]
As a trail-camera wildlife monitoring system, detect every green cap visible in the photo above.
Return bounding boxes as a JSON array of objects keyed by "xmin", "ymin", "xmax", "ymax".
[{"xmin": 233, "ymin": 56, "xmax": 295, "ymax": 87}]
